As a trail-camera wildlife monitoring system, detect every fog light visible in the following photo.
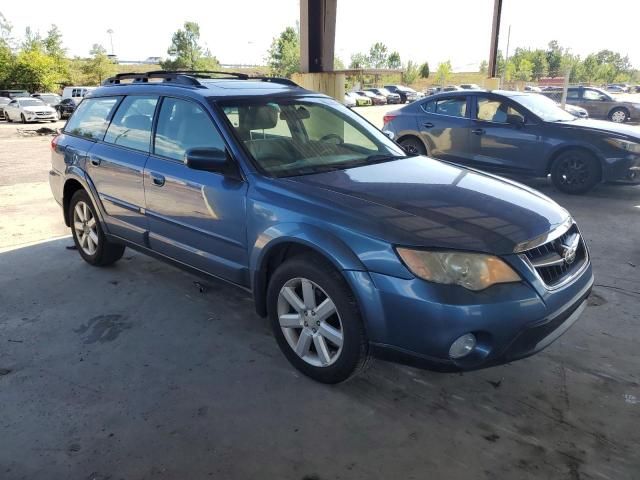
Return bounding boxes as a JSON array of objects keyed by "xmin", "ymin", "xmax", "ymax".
[{"xmin": 449, "ymin": 333, "xmax": 476, "ymax": 359}]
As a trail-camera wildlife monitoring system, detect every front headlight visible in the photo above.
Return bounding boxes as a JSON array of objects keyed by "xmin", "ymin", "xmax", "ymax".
[
  {"xmin": 606, "ymin": 138, "xmax": 640, "ymax": 154},
  {"xmin": 396, "ymin": 248, "xmax": 521, "ymax": 291}
]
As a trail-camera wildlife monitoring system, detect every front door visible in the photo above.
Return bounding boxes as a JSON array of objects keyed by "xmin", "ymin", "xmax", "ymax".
[
  {"xmin": 417, "ymin": 95, "xmax": 472, "ymax": 163},
  {"xmin": 580, "ymin": 88, "xmax": 610, "ymax": 119},
  {"xmin": 86, "ymin": 95, "xmax": 158, "ymax": 244},
  {"xmin": 144, "ymin": 96, "xmax": 249, "ymax": 286},
  {"xmin": 468, "ymin": 94, "xmax": 543, "ymax": 175}
]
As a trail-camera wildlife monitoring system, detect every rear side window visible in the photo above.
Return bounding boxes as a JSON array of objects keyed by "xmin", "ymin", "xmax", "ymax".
[
  {"xmin": 103, "ymin": 96, "xmax": 158, "ymax": 152},
  {"xmin": 154, "ymin": 97, "xmax": 225, "ymax": 161},
  {"xmin": 421, "ymin": 97, "xmax": 467, "ymax": 117},
  {"xmin": 64, "ymin": 97, "xmax": 121, "ymax": 140}
]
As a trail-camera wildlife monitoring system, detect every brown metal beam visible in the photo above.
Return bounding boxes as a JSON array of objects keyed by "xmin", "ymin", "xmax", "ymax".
[
  {"xmin": 300, "ymin": 0, "xmax": 337, "ymax": 73},
  {"xmin": 488, "ymin": 0, "xmax": 503, "ymax": 78}
]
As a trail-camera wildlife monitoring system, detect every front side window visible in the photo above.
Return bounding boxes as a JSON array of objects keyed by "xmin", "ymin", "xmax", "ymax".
[
  {"xmin": 64, "ymin": 96, "xmax": 121, "ymax": 140},
  {"xmin": 583, "ymin": 88, "xmax": 610, "ymax": 101},
  {"xmin": 219, "ymin": 97, "xmax": 406, "ymax": 177},
  {"xmin": 104, "ymin": 96, "xmax": 158, "ymax": 152},
  {"xmin": 154, "ymin": 97, "xmax": 225, "ymax": 161},
  {"xmin": 476, "ymin": 97, "xmax": 525, "ymax": 123},
  {"xmin": 421, "ymin": 97, "xmax": 467, "ymax": 117}
]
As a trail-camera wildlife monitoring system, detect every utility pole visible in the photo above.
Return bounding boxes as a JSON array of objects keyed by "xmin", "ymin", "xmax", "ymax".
[
  {"xmin": 488, "ymin": 0, "xmax": 503, "ymax": 78},
  {"xmin": 500, "ymin": 25, "xmax": 511, "ymax": 88},
  {"xmin": 107, "ymin": 29, "xmax": 114, "ymax": 55}
]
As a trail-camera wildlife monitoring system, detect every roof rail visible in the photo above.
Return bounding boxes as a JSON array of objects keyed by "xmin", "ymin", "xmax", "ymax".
[{"xmin": 102, "ymin": 70, "xmax": 299, "ymax": 88}]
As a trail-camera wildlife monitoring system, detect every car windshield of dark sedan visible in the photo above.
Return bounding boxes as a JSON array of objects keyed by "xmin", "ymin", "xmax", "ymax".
[
  {"xmin": 220, "ymin": 98, "xmax": 408, "ymax": 177},
  {"xmin": 39, "ymin": 94, "xmax": 61, "ymax": 104},
  {"xmin": 511, "ymin": 94, "xmax": 576, "ymax": 122},
  {"xmin": 19, "ymin": 99, "xmax": 45, "ymax": 107}
]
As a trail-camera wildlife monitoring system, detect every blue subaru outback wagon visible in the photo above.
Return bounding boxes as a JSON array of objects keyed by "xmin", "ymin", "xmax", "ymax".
[{"xmin": 49, "ymin": 71, "xmax": 593, "ymax": 383}]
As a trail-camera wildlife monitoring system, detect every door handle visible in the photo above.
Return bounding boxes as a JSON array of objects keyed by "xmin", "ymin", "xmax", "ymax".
[
  {"xmin": 90, "ymin": 156, "xmax": 101, "ymax": 166},
  {"xmin": 150, "ymin": 173, "xmax": 165, "ymax": 187},
  {"xmin": 423, "ymin": 122, "xmax": 434, "ymax": 128},
  {"xmin": 472, "ymin": 128, "xmax": 485, "ymax": 135}
]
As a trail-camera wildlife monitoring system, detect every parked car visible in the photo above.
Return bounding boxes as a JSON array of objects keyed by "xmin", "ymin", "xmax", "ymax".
[
  {"xmin": 56, "ymin": 97, "xmax": 77, "ymax": 119},
  {"xmin": 345, "ymin": 91, "xmax": 372, "ymax": 107},
  {"xmin": 542, "ymin": 86, "xmax": 640, "ymax": 123},
  {"xmin": 384, "ymin": 85, "xmax": 422, "ymax": 103},
  {"xmin": 443, "ymin": 85, "xmax": 463, "ymax": 92},
  {"xmin": 426, "ymin": 86, "xmax": 442, "ymax": 95},
  {"xmin": 0, "ymin": 89, "xmax": 30, "ymax": 99},
  {"xmin": 460, "ymin": 83, "xmax": 482, "ymax": 90},
  {"xmin": 0, "ymin": 97, "xmax": 10, "ymax": 120},
  {"xmin": 383, "ymin": 90, "xmax": 640, "ymax": 194},
  {"xmin": 62, "ymin": 86, "xmax": 96, "ymax": 103},
  {"xmin": 50, "ymin": 71, "xmax": 593, "ymax": 383},
  {"xmin": 358, "ymin": 90, "xmax": 387, "ymax": 105},
  {"xmin": 367, "ymin": 87, "xmax": 402, "ymax": 104},
  {"xmin": 605, "ymin": 84, "xmax": 627, "ymax": 93},
  {"xmin": 524, "ymin": 85, "xmax": 542, "ymax": 92},
  {"xmin": 32, "ymin": 93, "xmax": 63, "ymax": 108},
  {"xmin": 562, "ymin": 103, "xmax": 588, "ymax": 119},
  {"xmin": 344, "ymin": 93, "xmax": 356, "ymax": 108},
  {"xmin": 4, "ymin": 97, "xmax": 58, "ymax": 123}
]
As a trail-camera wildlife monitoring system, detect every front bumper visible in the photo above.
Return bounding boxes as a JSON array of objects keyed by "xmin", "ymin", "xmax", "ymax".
[
  {"xmin": 347, "ymin": 259, "xmax": 594, "ymax": 372},
  {"xmin": 24, "ymin": 112, "xmax": 58, "ymax": 121},
  {"xmin": 603, "ymin": 153, "xmax": 640, "ymax": 184}
]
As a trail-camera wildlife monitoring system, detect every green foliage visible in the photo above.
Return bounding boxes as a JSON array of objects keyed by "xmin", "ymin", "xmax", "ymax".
[
  {"xmin": 368, "ymin": 42, "xmax": 388, "ymax": 68},
  {"xmin": 333, "ymin": 56, "xmax": 345, "ymax": 70},
  {"xmin": 82, "ymin": 44, "xmax": 116, "ymax": 84},
  {"xmin": 11, "ymin": 48, "xmax": 59, "ymax": 91},
  {"xmin": 435, "ymin": 60, "xmax": 452, "ymax": 85},
  {"xmin": 420, "ymin": 61, "xmax": 430, "ymax": 78},
  {"xmin": 349, "ymin": 52, "xmax": 369, "ymax": 69},
  {"xmin": 266, "ymin": 26, "xmax": 299, "ymax": 78},
  {"xmin": 161, "ymin": 21, "xmax": 220, "ymax": 71},
  {"xmin": 387, "ymin": 51, "xmax": 401, "ymax": 69},
  {"xmin": 403, "ymin": 60, "xmax": 419, "ymax": 84},
  {"xmin": 478, "ymin": 60, "xmax": 487, "ymax": 75}
]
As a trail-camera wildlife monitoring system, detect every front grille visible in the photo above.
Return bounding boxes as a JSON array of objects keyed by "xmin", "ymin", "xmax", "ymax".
[{"xmin": 523, "ymin": 224, "xmax": 587, "ymax": 287}]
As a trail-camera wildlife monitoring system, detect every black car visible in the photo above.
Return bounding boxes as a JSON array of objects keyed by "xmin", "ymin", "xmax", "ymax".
[
  {"xmin": 367, "ymin": 87, "xmax": 402, "ymax": 104},
  {"xmin": 384, "ymin": 85, "xmax": 422, "ymax": 103},
  {"xmin": 32, "ymin": 93, "xmax": 63, "ymax": 108},
  {"xmin": 0, "ymin": 97, "xmax": 10, "ymax": 120},
  {"xmin": 0, "ymin": 89, "xmax": 30, "ymax": 99},
  {"xmin": 383, "ymin": 89, "xmax": 640, "ymax": 194},
  {"xmin": 56, "ymin": 98, "xmax": 76, "ymax": 119}
]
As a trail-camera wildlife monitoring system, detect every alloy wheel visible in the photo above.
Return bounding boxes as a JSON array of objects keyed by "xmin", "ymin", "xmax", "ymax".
[
  {"xmin": 557, "ymin": 157, "xmax": 588, "ymax": 185},
  {"xmin": 277, "ymin": 277, "xmax": 344, "ymax": 367},
  {"xmin": 73, "ymin": 201, "xmax": 99, "ymax": 255},
  {"xmin": 611, "ymin": 110, "xmax": 627, "ymax": 123}
]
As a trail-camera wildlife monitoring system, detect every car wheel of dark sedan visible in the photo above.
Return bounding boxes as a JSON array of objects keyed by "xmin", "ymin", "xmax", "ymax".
[
  {"xmin": 400, "ymin": 136, "xmax": 427, "ymax": 155},
  {"xmin": 608, "ymin": 107, "xmax": 629, "ymax": 123},
  {"xmin": 69, "ymin": 190, "xmax": 125, "ymax": 266},
  {"xmin": 267, "ymin": 254, "xmax": 370, "ymax": 384},
  {"xmin": 551, "ymin": 150, "xmax": 600, "ymax": 194}
]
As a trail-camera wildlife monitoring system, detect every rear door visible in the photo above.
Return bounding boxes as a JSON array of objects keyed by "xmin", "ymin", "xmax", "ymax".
[
  {"xmin": 85, "ymin": 95, "xmax": 158, "ymax": 244},
  {"xmin": 417, "ymin": 95, "xmax": 473, "ymax": 163},
  {"xmin": 144, "ymin": 96, "xmax": 249, "ymax": 285},
  {"xmin": 468, "ymin": 93, "xmax": 544, "ymax": 175}
]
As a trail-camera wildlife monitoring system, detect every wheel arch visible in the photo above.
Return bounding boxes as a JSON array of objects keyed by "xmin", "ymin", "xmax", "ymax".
[
  {"xmin": 62, "ymin": 172, "xmax": 105, "ymax": 227},
  {"xmin": 251, "ymin": 227, "xmax": 366, "ymax": 317},
  {"xmin": 545, "ymin": 144, "xmax": 604, "ymax": 180}
]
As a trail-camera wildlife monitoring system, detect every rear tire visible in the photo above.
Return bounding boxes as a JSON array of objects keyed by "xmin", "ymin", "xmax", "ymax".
[
  {"xmin": 608, "ymin": 107, "xmax": 629, "ymax": 123},
  {"xmin": 267, "ymin": 254, "xmax": 369, "ymax": 384},
  {"xmin": 551, "ymin": 150, "xmax": 600, "ymax": 194},
  {"xmin": 69, "ymin": 189, "xmax": 125, "ymax": 266},
  {"xmin": 399, "ymin": 136, "xmax": 427, "ymax": 156}
]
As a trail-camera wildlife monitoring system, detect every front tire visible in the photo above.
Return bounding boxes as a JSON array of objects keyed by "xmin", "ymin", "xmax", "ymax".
[
  {"xmin": 551, "ymin": 150, "xmax": 600, "ymax": 194},
  {"xmin": 69, "ymin": 190, "xmax": 125, "ymax": 266},
  {"xmin": 608, "ymin": 107, "xmax": 629, "ymax": 123},
  {"xmin": 267, "ymin": 254, "xmax": 369, "ymax": 384},
  {"xmin": 21, "ymin": 113, "xmax": 27, "ymax": 124},
  {"xmin": 399, "ymin": 136, "xmax": 427, "ymax": 155}
]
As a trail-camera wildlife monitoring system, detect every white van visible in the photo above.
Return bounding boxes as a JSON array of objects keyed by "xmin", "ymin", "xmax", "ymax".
[{"xmin": 62, "ymin": 86, "xmax": 96, "ymax": 103}]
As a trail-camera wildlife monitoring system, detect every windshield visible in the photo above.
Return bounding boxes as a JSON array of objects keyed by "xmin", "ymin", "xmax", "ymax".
[
  {"xmin": 39, "ymin": 94, "xmax": 61, "ymax": 104},
  {"xmin": 377, "ymin": 88, "xmax": 392, "ymax": 95},
  {"xmin": 219, "ymin": 97, "xmax": 408, "ymax": 177},
  {"xmin": 19, "ymin": 99, "xmax": 46, "ymax": 107},
  {"xmin": 511, "ymin": 94, "xmax": 576, "ymax": 122}
]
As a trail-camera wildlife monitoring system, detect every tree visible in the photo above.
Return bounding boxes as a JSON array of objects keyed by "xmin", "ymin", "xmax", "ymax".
[
  {"xmin": 368, "ymin": 42, "xmax": 388, "ymax": 68},
  {"xmin": 387, "ymin": 51, "xmax": 401, "ymax": 69},
  {"xmin": 333, "ymin": 56, "xmax": 345, "ymax": 70},
  {"xmin": 515, "ymin": 58, "xmax": 533, "ymax": 81},
  {"xmin": 420, "ymin": 61, "xmax": 430, "ymax": 78},
  {"xmin": 546, "ymin": 40, "xmax": 563, "ymax": 77},
  {"xmin": 266, "ymin": 26, "xmax": 299, "ymax": 78},
  {"xmin": 435, "ymin": 60, "xmax": 452, "ymax": 85},
  {"xmin": 478, "ymin": 60, "xmax": 487, "ymax": 75},
  {"xmin": 83, "ymin": 44, "xmax": 116, "ymax": 84},
  {"xmin": 403, "ymin": 60, "xmax": 419, "ymax": 84},
  {"xmin": 160, "ymin": 21, "xmax": 219, "ymax": 71},
  {"xmin": 21, "ymin": 27, "xmax": 42, "ymax": 52},
  {"xmin": 530, "ymin": 50, "xmax": 549, "ymax": 80},
  {"xmin": 43, "ymin": 25, "xmax": 65, "ymax": 58},
  {"xmin": 349, "ymin": 52, "xmax": 369, "ymax": 69},
  {"xmin": 11, "ymin": 48, "xmax": 58, "ymax": 91}
]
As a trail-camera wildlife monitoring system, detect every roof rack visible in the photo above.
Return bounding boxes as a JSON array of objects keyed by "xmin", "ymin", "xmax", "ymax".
[{"xmin": 102, "ymin": 71, "xmax": 299, "ymax": 88}]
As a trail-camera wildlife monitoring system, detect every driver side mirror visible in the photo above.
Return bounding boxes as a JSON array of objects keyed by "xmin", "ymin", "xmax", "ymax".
[
  {"xmin": 184, "ymin": 148, "xmax": 240, "ymax": 179},
  {"xmin": 506, "ymin": 114, "xmax": 525, "ymax": 128},
  {"xmin": 600, "ymin": 95, "xmax": 608, "ymax": 101}
]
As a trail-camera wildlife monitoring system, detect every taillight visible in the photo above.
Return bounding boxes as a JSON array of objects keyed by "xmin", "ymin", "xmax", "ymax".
[
  {"xmin": 383, "ymin": 114, "xmax": 397, "ymax": 125},
  {"xmin": 51, "ymin": 134, "xmax": 60, "ymax": 151}
]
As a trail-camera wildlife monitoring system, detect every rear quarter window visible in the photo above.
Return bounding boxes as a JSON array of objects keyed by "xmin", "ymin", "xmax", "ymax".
[{"xmin": 64, "ymin": 97, "xmax": 121, "ymax": 140}]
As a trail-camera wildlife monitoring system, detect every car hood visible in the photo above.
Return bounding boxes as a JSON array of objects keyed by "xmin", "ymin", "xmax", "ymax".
[
  {"xmin": 558, "ymin": 118, "xmax": 640, "ymax": 139},
  {"xmin": 287, "ymin": 157, "xmax": 569, "ymax": 254}
]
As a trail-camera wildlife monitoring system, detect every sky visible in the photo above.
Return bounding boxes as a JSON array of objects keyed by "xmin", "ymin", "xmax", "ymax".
[{"xmin": 1, "ymin": 0, "xmax": 639, "ymax": 70}]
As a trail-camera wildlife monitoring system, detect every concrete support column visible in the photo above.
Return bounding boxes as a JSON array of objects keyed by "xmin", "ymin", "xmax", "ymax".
[{"xmin": 300, "ymin": 0, "xmax": 337, "ymax": 73}]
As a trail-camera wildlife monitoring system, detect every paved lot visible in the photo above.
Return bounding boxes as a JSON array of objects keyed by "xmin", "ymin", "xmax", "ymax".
[{"xmin": 0, "ymin": 118, "xmax": 639, "ymax": 480}]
